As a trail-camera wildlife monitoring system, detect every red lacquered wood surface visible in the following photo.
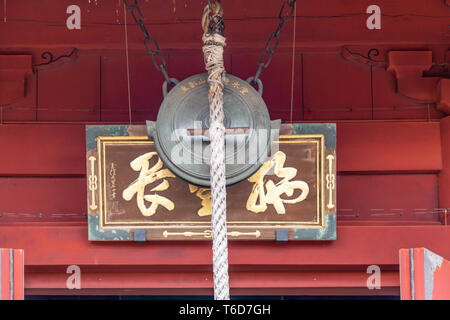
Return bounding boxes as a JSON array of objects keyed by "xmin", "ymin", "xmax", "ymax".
[
  {"xmin": 0, "ymin": 120, "xmax": 447, "ymax": 295},
  {"xmin": 0, "ymin": 0, "xmax": 448, "ymax": 296},
  {"xmin": 439, "ymin": 117, "xmax": 450, "ymax": 209}
]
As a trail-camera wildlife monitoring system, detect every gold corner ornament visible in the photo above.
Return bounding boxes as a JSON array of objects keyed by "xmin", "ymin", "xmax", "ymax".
[
  {"xmin": 88, "ymin": 156, "xmax": 98, "ymax": 210},
  {"xmin": 326, "ymin": 154, "xmax": 336, "ymax": 209}
]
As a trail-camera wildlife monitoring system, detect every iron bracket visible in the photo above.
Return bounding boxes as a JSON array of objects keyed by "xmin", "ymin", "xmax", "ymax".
[
  {"xmin": 133, "ymin": 229, "xmax": 147, "ymax": 242},
  {"xmin": 275, "ymin": 229, "xmax": 289, "ymax": 242}
]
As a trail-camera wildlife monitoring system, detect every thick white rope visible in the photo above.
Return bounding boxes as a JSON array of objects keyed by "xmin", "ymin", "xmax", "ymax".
[{"xmin": 202, "ymin": 3, "xmax": 230, "ymax": 301}]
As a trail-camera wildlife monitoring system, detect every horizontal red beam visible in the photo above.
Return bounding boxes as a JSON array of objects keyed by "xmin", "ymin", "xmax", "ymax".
[
  {"xmin": 24, "ymin": 270, "xmax": 400, "ymax": 296},
  {"xmin": 0, "ymin": 224, "xmax": 448, "ymax": 268},
  {"xmin": 0, "ymin": 173, "xmax": 440, "ymax": 223},
  {"xmin": 337, "ymin": 174, "xmax": 439, "ymax": 222},
  {"xmin": 336, "ymin": 121, "xmax": 442, "ymax": 173},
  {"xmin": 0, "ymin": 121, "xmax": 442, "ymax": 176},
  {"xmin": 0, "ymin": 177, "xmax": 86, "ymax": 222},
  {"xmin": 26, "ymin": 271, "xmax": 399, "ymax": 289},
  {"xmin": 0, "ymin": 124, "xmax": 86, "ymax": 176},
  {"xmin": 0, "ymin": 0, "xmax": 448, "ymax": 50}
]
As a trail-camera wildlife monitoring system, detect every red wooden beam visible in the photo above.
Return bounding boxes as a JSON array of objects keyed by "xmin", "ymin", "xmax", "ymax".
[
  {"xmin": 337, "ymin": 174, "xmax": 439, "ymax": 222},
  {"xmin": 0, "ymin": 224, "xmax": 448, "ymax": 268},
  {"xmin": 336, "ymin": 121, "xmax": 442, "ymax": 173},
  {"xmin": 24, "ymin": 270, "xmax": 400, "ymax": 296},
  {"xmin": 0, "ymin": 0, "xmax": 448, "ymax": 50},
  {"xmin": 0, "ymin": 121, "xmax": 442, "ymax": 176},
  {"xmin": 0, "ymin": 173, "xmax": 440, "ymax": 223},
  {"xmin": 0, "ymin": 224, "xmax": 447, "ymax": 295},
  {"xmin": 0, "ymin": 124, "xmax": 86, "ymax": 176},
  {"xmin": 0, "ymin": 177, "xmax": 86, "ymax": 222}
]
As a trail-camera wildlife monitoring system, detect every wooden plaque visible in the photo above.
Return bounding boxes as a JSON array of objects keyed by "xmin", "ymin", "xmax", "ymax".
[{"xmin": 86, "ymin": 124, "xmax": 336, "ymax": 241}]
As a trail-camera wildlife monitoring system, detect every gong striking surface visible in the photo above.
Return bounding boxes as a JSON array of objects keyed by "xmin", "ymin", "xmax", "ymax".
[{"xmin": 149, "ymin": 73, "xmax": 276, "ymax": 187}]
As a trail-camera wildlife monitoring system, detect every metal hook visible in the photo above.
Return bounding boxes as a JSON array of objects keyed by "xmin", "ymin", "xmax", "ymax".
[
  {"xmin": 246, "ymin": 77, "xmax": 264, "ymax": 96},
  {"xmin": 162, "ymin": 78, "xmax": 180, "ymax": 97}
]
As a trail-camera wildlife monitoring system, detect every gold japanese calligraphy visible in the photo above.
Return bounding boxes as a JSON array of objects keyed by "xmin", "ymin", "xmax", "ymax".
[
  {"xmin": 187, "ymin": 151, "xmax": 310, "ymax": 216},
  {"xmin": 90, "ymin": 131, "xmax": 334, "ymax": 241},
  {"xmin": 180, "ymin": 78, "xmax": 207, "ymax": 93},
  {"xmin": 180, "ymin": 77, "xmax": 250, "ymax": 95},
  {"xmin": 240, "ymin": 87, "xmax": 249, "ymax": 95},
  {"xmin": 246, "ymin": 151, "xmax": 309, "ymax": 214},
  {"xmin": 122, "ymin": 152, "xmax": 176, "ymax": 217},
  {"xmin": 189, "ymin": 184, "xmax": 212, "ymax": 216}
]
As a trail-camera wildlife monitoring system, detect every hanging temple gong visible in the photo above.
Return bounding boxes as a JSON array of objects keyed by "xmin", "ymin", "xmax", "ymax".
[{"xmin": 147, "ymin": 73, "xmax": 280, "ymax": 187}]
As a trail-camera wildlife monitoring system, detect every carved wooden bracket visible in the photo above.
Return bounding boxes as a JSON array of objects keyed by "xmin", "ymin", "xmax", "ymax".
[
  {"xmin": 438, "ymin": 79, "xmax": 450, "ymax": 114},
  {"xmin": 387, "ymin": 51, "xmax": 439, "ymax": 101},
  {"xmin": 387, "ymin": 51, "xmax": 449, "ymax": 114},
  {"xmin": 0, "ymin": 55, "xmax": 32, "ymax": 106}
]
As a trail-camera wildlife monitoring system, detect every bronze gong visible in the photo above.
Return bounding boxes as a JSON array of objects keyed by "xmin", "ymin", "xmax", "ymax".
[{"xmin": 147, "ymin": 73, "xmax": 279, "ymax": 187}]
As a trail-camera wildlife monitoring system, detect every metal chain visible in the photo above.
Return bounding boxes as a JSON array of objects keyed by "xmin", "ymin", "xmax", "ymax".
[
  {"xmin": 124, "ymin": 0, "xmax": 175, "ymax": 86},
  {"xmin": 124, "ymin": 0, "xmax": 295, "ymax": 88},
  {"xmin": 250, "ymin": 0, "xmax": 297, "ymax": 85}
]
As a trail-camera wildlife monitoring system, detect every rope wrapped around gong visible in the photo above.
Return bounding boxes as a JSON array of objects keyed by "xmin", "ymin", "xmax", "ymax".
[{"xmin": 202, "ymin": 1, "xmax": 230, "ymax": 300}]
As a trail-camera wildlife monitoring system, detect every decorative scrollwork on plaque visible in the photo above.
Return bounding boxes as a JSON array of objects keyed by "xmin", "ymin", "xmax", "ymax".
[
  {"xmin": 163, "ymin": 230, "xmax": 261, "ymax": 239},
  {"xmin": 88, "ymin": 156, "xmax": 98, "ymax": 210},
  {"xmin": 326, "ymin": 155, "xmax": 336, "ymax": 210}
]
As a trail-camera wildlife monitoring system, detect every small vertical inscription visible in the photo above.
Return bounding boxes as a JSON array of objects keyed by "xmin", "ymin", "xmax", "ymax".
[
  {"xmin": 109, "ymin": 162, "xmax": 122, "ymax": 215},
  {"xmin": 109, "ymin": 162, "xmax": 117, "ymax": 201}
]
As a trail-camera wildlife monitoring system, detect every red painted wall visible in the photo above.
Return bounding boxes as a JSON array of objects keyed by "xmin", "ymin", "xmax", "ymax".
[
  {"xmin": 0, "ymin": 0, "xmax": 448, "ymax": 123},
  {"xmin": 0, "ymin": 0, "xmax": 448, "ymax": 296},
  {"xmin": 440, "ymin": 117, "xmax": 450, "ymax": 210}
]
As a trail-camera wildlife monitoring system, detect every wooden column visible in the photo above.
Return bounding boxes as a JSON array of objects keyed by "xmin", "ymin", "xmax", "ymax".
[
  {"xmin": 400, "ymin": 248, "xmax": 450, "ymax": 300},
  {"xmin": 0, "ymin": 249, "xmax": 24, "ymax": 300}
]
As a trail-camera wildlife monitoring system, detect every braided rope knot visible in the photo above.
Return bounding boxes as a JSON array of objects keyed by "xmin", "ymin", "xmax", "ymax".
[
  {"xmin": 202, "ymin": 1, "xmax": 224, "ymax": 36},
  {"xmin": 202, "ymin": 1, "xmax": 230, "ymax": 301}
]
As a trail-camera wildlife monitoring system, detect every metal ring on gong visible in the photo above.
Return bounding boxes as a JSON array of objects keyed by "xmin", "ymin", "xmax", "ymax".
[{"xmin": 147, "ymin": 73, "xmax": 280, "ymax": 187}]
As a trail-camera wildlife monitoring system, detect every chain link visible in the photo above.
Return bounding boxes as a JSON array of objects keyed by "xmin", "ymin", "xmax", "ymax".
[
  {"xmin": 124, "ymin": 0, "xmax": 175, "ymax": 85},
  {"xmin": 124, "ymin": 0, "xmax": 295, "ymax": 87},
  {"xmin": 251, "ymin": 0, "xmax": 297, "ymax": 84}
]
